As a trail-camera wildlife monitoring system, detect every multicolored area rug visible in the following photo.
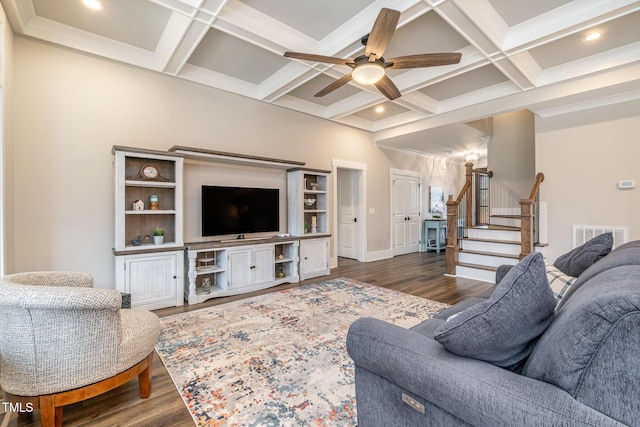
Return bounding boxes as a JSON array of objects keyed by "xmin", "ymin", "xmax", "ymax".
[{"xmin": 156, "ymin": 277, "xmax": 448, "ymax": 427}]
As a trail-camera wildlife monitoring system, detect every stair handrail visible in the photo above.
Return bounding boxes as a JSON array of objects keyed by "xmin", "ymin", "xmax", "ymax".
[
  {"xmin": 528, "ymin": 172, "xmax": 545, "ymax": 200},
  {"xmin": 520, "ymin": 172, "xmax": 545, "ymax": 258},
  {"xmin": 455, "ymin": 180, "xmax": 471, "ymax": 203}
]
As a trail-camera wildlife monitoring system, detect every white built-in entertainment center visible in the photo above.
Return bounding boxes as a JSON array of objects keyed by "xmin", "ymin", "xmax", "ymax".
[{"xmin": 112, "ymin": 146, "xmax": 331, "ymax": 310}]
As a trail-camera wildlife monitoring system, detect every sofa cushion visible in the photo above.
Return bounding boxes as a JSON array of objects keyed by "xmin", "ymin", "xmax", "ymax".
[
  {"xmin": 557, "ymin": 240, "xmax": 640, "ymax": 310},
  {"xmin": 409, "ymin": 318, "xmax": 445, "ymax": 338},
  {"xmin": 432, "ymin": 297, "xmax": 487, "ymax": 320},
  {"xmin": 522, "ymin": 265, "xmax": 640, "ymax": 421},
  {"xmin": 433, "ymin": 253, "xmax": 556, "ymax": 371},
  {"xmin": 545, "ymin": 263, "xmax": 577, "ymax": 300},
  {"xmin": 553, "ymin": 232, "xmax": 613, "ymax": 277}
]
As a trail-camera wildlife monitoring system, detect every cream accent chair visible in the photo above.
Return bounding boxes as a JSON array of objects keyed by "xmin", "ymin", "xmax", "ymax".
[{"xmin": 0, "ymin": 272, "xmax": 161, "ymax": 427}]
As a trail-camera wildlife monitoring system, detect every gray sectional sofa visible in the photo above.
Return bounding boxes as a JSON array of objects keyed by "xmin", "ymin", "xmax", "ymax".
[{"xmin": 347, "ymin": 239, "xmax": 640, "ymax": 426}]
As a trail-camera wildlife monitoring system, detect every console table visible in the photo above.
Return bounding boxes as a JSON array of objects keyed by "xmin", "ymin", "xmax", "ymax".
[{"xmin": 424, "ymin": 219, "xmax": 447, "ymax": 253}]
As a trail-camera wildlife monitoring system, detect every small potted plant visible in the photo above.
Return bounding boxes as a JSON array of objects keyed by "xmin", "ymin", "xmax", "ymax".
[{"xmin": 153, "ymin": 228, "xmax": 164, "ymax": 245}]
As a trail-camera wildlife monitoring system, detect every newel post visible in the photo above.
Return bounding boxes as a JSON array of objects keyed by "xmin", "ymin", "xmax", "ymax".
[
  {"xmin": 520, "ymin": 199, "xmax": 534, "ymax": 258},
  {"xmin": 465, "ymin": 162, "xmax": 473, "ymax": 227},
  {"xmin": 445, "ymin": 195, "xmax": 458, "ymax": 275}
]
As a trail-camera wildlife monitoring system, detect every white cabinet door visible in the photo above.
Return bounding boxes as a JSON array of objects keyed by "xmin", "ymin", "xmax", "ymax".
[
  {"xmin": 228, "ymin": 245, "xmax": 275, "ymax": 289},
  {"xmin": 253, "ymin": 245, "xmax": 275, "ymax": 285},
  {"xmin": 116, "ymin": 251, "xmax": 182, "ymax": 310},
  {"xmin": 227, "ymin": 247, "xmax": 254, "ymax": 289},
  {"xmin": 300, "ymin": 238, "xmax": 330, "ymax": 280}
]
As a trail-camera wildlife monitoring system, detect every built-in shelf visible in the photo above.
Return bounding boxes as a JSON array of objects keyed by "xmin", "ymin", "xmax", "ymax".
[
  {"xmin": 169, "ymin": 145, "xmax": 305, "ymax": 170},
  {"xmin": 288, "ymin": 169, "xmax": 330, "ymax": 236},
  {"xmin": 113, "ymin": 146, "xmax": 185, "ymax": 310},
  {"xmin": 125, "ymin": 180, "xmax": 177, "ymax": 188},
  {"xmin": 125, "ymin": 210, "xmax": 177, "ymax": 215}
]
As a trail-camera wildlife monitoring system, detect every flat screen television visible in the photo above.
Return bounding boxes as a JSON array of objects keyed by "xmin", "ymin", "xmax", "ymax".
[{"xmin": 202, "ymin": 185, "xmax": 280, "ymax": 237}]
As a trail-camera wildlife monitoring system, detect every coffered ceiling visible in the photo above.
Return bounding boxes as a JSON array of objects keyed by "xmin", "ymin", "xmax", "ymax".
[{"xmin": 3, "ymin": 0, "xmax": 640, "ymax": 160}]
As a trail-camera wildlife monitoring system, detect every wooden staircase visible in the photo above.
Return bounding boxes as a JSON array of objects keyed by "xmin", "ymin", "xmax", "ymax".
[
  {"xmin": 457, "ymin": 224, "xmax": 543, "ymax": 282},
  {"xmin": 445, "ymin": 169, "xmax": 545, "ymax": 283}
]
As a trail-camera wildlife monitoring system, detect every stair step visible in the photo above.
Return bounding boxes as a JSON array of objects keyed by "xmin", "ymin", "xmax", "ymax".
[
  {"xmin": 491, "ymin": 214, "xmax": 521, "ymax": 219},
  {"xmin": 471, "ymin": 225, "xmax": 520, "ymax": 230},
  {"xmin": 458, "ymin": 262, "xmax": 497, "ymax": 272},
  {"xmin": 464, "ymin": 237, "xmax": 521, "ymax": 245},
  {"xmin": 460, "ymin": 249, "xmax": 520, "ymax": 259},
  {"xmin": 488, "ymin": 225, "xmax": 521, "ymax": 231}
]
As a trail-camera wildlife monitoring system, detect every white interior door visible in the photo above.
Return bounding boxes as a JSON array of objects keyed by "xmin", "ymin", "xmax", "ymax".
[
  {"xmin": 392, "ymin": 173, "xmax": 421, "ymax": 256},
  {"xmin": 338, "ymin": 169, "xmax": 360, "ymax": 259}
]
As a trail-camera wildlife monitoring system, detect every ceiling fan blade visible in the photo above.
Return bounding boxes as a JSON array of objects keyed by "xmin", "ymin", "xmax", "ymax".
[
  {"xmin": 365, "ymin": 8, "xmax": 401, "ymax": 59},
  {"xmin": 386, "ymin": 53, "xmax": 462, "ymax": 69},
  {"xmin": 374, "ymin": 75, "xmax": 401, "ymax": 100},
  {"xmin": 284, "ymin": 52, "xmax": 351, "ymax": 65},
  {"xmin": 315, "ymin": 74, "xmax": 353, "ymax": 97}
]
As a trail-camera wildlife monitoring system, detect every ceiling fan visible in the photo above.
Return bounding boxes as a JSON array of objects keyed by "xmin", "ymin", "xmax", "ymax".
[{"xmin": 283, "ymin": 8, "xmax": 462, "ymax": 101}]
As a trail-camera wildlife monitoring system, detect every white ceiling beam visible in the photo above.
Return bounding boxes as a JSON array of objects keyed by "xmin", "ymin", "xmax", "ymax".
[
  {"xmin": 22, "ymin": 16, "xmax": 164, "ymax": 70},
  {"xmin": 504, "ymin": 0, "xmax": 640, "ymax": 52},
  {"xmin": 374, "ymin": 63, "xmax": 640, "ymax": 142},
  {"xmin": 537, "ymin": 41, "xmax": 640, "ymax": 86},
  {"xmin": 155, "ymin": 13, "xmax": 196, "ymax": 73},
  {"xmin": 163, "ymin": 19, "xmax": 211, "ymax": 75},
  {"xmin": 177, "ymin": 63, "xmax": 260, "ymax": 98},
  {"xmin": 533, "ymin": 88, "xmax": 640, "ymax": 118},
  {"xmin": 436, "ymin": 0, "xmax": 502, "ymax": 57}
]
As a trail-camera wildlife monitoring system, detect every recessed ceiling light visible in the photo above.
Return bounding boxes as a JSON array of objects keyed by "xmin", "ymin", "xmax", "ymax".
[
  {"xmin": 82, "ymin": 0, "xmax": 103, "ymax": 11},
  {"xmin": 375, "ymin": 106, "xmax": 385, "ymax": 113},
  {"xmin": 584, "ymin": 32, "xmax": 601, "ymax": 42}
]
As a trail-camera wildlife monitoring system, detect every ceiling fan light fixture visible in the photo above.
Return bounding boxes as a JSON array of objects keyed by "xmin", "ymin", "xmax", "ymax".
[{"xmin": 352, "ymin": 63, "xmax": 385, "ymax": 85}]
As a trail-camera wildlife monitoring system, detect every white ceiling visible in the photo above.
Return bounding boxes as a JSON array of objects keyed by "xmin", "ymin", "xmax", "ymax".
[{"xmin": 3, "ymin": 0, "xmax": 640, "ymax": 161}]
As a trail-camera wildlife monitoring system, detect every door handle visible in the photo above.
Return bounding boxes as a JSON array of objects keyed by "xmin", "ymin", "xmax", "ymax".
[
  {"xmin": 250, "ymin": 265, "xmax": 256, "ymax": 269},
  {"xmin": 353, "ymin": 218, "xmax": 357, "ymax": 223}
]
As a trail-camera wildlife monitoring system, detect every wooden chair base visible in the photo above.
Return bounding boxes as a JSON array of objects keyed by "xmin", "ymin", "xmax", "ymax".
[{"xmin": 4, "ymin": 352, "xmax": 154, "ymax": 427}]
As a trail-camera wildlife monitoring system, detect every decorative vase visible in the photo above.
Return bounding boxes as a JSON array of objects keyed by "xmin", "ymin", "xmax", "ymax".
[
  {"xmin": 153, "ymin": 235, "xmax": 164, "ymax": 245},
  {"xmin": 149, "ymin": 195, "xmax": 159, "ymax": 210}
]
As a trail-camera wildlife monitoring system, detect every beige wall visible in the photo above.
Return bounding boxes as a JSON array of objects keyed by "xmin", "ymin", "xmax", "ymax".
[
  {"xmin": 380, "ymin": 148, "xmax": 465, "ymax": 214},
  {"xmin": 9, "ymin": 37, "xmax": 459, "ymax": 287},
  {"xmin": 488, "ymin": 110, "xmax": 536, "ymax": 207},
  {"xmin": 1, "ymin": 7, "xmax": 14, "ymax": 274},
  {"xmin": 536, "ymin": 100, "xmax": 640, "ymax": 261}
]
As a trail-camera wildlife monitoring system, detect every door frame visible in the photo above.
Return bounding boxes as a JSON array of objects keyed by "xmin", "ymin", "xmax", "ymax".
[
  {"xmin": 332, "ymin": 159, "xmax": 367, "ymax": 264},
  {"xmin": 389, "ymin": 168, "xmax": 422, "ymax": 255}
]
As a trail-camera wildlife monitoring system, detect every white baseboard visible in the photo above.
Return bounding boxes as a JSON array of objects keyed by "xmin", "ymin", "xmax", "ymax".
[
  {"xmin": 330, "ymin": 249, "xmax": 401, "ymax": 267},
  {"xmin": 365, "ymin": 249, "xmax": 394, "ymax": 262}
]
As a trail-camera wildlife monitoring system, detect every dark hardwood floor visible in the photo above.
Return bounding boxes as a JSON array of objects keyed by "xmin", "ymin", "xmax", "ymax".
[{"xmin": 7, "ymin": 251, "xmax": 491, "ymax": 427}]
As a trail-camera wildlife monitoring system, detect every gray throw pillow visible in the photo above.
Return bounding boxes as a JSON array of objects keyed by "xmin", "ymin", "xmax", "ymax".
[
  {"xmin": 433, "ymin": 252, "xmax": 556, "ymax": 371},
  {"xmin": 553, "ymin": 232, "xmax": 613, "ymax": 277}
]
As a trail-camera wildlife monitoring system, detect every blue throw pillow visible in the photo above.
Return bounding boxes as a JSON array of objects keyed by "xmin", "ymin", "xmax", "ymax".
[
  {"xmin": 553, "ymin": 232, "xmax": 613, "ymax": 277},
  {"xmin": 433, "ymin": 253, "xmax": 556, "ymax": 371}
]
